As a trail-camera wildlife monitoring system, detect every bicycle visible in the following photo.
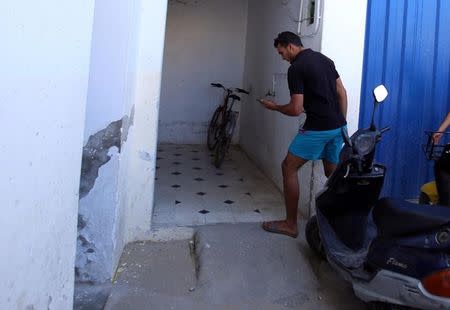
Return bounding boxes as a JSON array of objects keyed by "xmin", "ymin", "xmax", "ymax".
[{"xmin": 207, "ymin": 83, "xmax": 249, "ymax": 168}]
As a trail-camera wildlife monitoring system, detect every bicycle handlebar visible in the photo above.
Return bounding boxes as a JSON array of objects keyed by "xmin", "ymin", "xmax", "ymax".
[
  {"xmin": 211, "ymin": 83, "xmax": 249, "ymax": 95},
  {"xmin": 235, "ymin": 88, "xmax": 250, "ymax": 94},
  {"xmin": 380, "ymin": 126, "xmax": 390, "ymax": 134}
]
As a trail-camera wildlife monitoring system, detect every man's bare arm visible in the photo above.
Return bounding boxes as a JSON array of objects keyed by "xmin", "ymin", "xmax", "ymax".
[
  {"xmin": 260, "ymin": 94, "xmax": 304, "ymax": 116},
  {"xmin": 432, "ymin": 112, "xmax": 450, "ymax": 143},
  {"xmin": 336, "ymin": 78, "xmax": 347, "ymax": 119}
]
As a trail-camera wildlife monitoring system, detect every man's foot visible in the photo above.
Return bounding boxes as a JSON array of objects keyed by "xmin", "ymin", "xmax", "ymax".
[{"xmin": 261, "ymin": 220, "xmax": 298, "ymax": 238}]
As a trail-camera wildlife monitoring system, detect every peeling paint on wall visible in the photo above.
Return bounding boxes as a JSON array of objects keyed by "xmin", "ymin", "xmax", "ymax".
[
  {"xmin": 75, "ymin": 232, "xmax": 97, "ymax": 281},
  {"xmin": 76, "ymin": 107, "xmax": 134, "ymax": 283},
  {"xmin": 78, "ymin": 107, "xmax": 134, "ymax": 199}
]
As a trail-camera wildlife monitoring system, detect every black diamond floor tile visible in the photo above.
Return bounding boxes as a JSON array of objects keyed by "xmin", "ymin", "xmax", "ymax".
[
  {"xmin": 224, "ymin": 200, "xmax": 234, "ymax": 204},
  {"xmin": 218, "ymin": 185, "xmax": 229, "ymax": 188},
  {"xmin": 171, "ymin": 184, "xmax": 181, "ymax": 188},
  {"xmin": 199, "ymin": 209, "xmax": 210, "ymax": 214},
  {"xmin": 194, "ymin": 177, "xmax": 204, "ymax": 181},
  {"xmin": 171, "ymin": 172, "xmax": 182, "ymax": 175},
  {"xmin": 196, "ymin": 192, "xmax": 206, "ymax": 196}
]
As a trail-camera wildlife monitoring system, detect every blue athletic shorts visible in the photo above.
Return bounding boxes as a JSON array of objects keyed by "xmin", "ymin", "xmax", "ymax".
[{"xmin": 288, "ymin": 126, "xmax": 346, "ymax": 164}]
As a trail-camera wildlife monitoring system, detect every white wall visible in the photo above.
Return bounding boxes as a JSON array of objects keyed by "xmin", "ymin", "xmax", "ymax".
[
  {"xmin": 76, "ymin": 0, "xmax": 138, "ymax": 283},
  {"xmin": 321, "ymin": 0, "xmax": 367, "ymax": 135},
  {"xmin": 158, "ymin": 0, "xmax": 248, "ymax": 144},
  {"xmin": 76, "ymin": 0, "xmax": 168, "ymax": 284},
  {"xmin": 0, "ymin": 1, "xmax": 94, "ymax": 309},
  {"xmin": 119, "ymin": 0, "xmax": 168, "ymax": 245}
]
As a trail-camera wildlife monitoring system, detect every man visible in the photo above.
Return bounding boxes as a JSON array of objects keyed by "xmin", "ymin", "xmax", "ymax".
[{"xmin": 260, "ymin": 31, "xmax": 348, "ymax": 238}]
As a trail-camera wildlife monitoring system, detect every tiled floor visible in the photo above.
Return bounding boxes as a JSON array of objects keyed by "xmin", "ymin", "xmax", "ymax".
[{"xmin": 152, "ymin": 144, "xmax": 285, "ymax": 227}]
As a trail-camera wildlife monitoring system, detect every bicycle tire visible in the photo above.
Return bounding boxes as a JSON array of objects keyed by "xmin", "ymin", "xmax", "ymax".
[
  {"xmin": 207, "ymin": 106, "xmax": 223, "ymax": 150},
  {"xmin": 214, "ymin": 136, "xmax": 231, "ymax": 168},
  {"xmin": 213, "ymin": 112, "xmax": 236, "ymax": 168}
]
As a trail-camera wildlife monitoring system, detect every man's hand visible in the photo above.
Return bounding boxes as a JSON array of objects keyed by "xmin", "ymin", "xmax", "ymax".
[
  {"xmin": 260, "ymin": 99, "xmax": 278, "ymax": 111},
  {"xmin": 260, "ymin": 95, "xmax": 304, "ymax": 116}
]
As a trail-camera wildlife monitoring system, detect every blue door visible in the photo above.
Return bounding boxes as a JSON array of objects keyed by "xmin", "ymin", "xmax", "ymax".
[{"xmin": 360, "ymin": 0, "xmax": 450, "ymax": 199}]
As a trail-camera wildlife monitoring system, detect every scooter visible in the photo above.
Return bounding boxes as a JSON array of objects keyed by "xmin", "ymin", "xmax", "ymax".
[
  {"xmin": 306, "ymin": 85, "xmax": 450, "ymax": 310},
  {"xmin": 419, "ymin": 133, "xmax": 450, "ymax": 206}
]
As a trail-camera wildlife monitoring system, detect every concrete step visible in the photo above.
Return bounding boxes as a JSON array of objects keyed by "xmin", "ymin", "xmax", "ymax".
[{"xmin": 105, "ymin": 227, "xmax": 197, "ymax": 309}]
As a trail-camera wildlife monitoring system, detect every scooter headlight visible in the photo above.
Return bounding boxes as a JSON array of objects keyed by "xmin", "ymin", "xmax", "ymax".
[{"xmin": 354, "ymin": 133, "xmax": 376, "ymax": 156}]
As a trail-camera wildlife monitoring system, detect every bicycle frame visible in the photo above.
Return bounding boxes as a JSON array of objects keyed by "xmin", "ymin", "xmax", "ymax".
[
  {"xmin": 209, "ymin": 82, "xmax": 248, "ymax": 167},
  {"xmin": 213, "ymin": 85, "xmax": 240, "ymax": 139}
]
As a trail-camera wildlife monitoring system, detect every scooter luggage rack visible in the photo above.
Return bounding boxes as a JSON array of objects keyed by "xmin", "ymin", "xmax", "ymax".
[{"xmin": 423, "ymin": 131, "xmax": 450, "ymax": 160}]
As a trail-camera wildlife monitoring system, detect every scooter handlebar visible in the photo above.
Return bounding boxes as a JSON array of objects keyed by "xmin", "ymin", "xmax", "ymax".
[{"xmin": 380, "ymin": 126, "xmax": 390, "ymax": 134}]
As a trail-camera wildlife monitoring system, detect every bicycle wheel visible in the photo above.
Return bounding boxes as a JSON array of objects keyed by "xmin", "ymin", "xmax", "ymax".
[
  {"xmin": 207, "ymin": 106, "xmax": 223, "ymax": 150},
  {"xmin": 213, "ymin": 112, "xmax": 236, "ymax": 168},
  {"xmin": 214, "ymin": 135, "xmax": 231, "ymax": 168}
]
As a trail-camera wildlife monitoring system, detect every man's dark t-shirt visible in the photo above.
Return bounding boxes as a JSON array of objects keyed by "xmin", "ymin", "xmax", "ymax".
[{"xmin": 288, "ymin": 48, "xmax": 346, "ymax": 131}]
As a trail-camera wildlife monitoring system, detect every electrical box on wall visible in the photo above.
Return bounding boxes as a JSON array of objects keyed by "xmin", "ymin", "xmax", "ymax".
[{"xmin": 298, "ymin": 0, "xmax": 322, "ymax": 38}]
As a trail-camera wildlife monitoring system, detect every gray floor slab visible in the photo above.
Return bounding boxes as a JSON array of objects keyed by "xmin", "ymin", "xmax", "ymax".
[{"xmin": 105, "ymin": 223, "xmax": 367, "ymax": 310}]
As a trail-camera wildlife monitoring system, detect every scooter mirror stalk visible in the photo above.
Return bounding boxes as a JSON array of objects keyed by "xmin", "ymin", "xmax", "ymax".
[{"xmin": 341, "ymin": 127, "xmax": 352, "ymax": 147}]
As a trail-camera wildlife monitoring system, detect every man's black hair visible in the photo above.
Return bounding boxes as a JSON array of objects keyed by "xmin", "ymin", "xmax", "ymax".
[{"xmin": 273, "ymin": 31, "xmax": 303, "ymax": 48}]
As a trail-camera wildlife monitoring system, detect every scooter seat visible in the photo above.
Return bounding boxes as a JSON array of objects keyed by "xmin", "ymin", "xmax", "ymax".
[{"xmin": 373, "ymin": 198, "xmax": 450, "ymax": 237}]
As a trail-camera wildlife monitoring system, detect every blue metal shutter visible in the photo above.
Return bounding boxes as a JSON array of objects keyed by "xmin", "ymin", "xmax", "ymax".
[{"xmin": 360, "ymin": 0, "xmax": 450, "ymax": 199}]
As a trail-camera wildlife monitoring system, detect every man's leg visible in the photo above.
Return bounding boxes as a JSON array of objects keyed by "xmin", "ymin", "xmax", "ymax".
[
  {"xmin": 323, "ymin": 128, "xmax": 344, "ymax": 177},
  {"xmin": 322, "ymin": 159, "xmax": 337, "ymax": 178},
  {"xmin": 262, "ymin": 152, "xmax": 307, "ymax": 238}
]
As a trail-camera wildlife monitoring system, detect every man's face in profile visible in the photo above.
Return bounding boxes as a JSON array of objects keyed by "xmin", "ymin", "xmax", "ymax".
[{"xmin": 276, "ymin": 44, "xmax": 295, "ymax": 62}]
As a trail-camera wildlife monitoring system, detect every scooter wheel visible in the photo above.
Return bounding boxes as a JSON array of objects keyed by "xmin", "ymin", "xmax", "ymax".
[{"xmin": 305, "ymin": 215, "xmax": 326, "ymax": 260}]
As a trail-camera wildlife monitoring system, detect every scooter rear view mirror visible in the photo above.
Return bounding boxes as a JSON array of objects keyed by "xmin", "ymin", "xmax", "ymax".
[
  {"xmin": 373, "ymin": 85, "xmax": 388, "ymax": 103},
  {"xmin": 370, "ymin": 84, "xmax": 389, "ymax": 131}
]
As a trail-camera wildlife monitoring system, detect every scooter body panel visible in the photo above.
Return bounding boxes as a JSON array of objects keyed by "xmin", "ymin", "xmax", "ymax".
[
  {"xmin": 367, "ymin": 237, "xmax": 450, "ymax": 280},
  {"xmin": 315, "ymin": 161, "xmax": 450, "ymax": 308}
]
